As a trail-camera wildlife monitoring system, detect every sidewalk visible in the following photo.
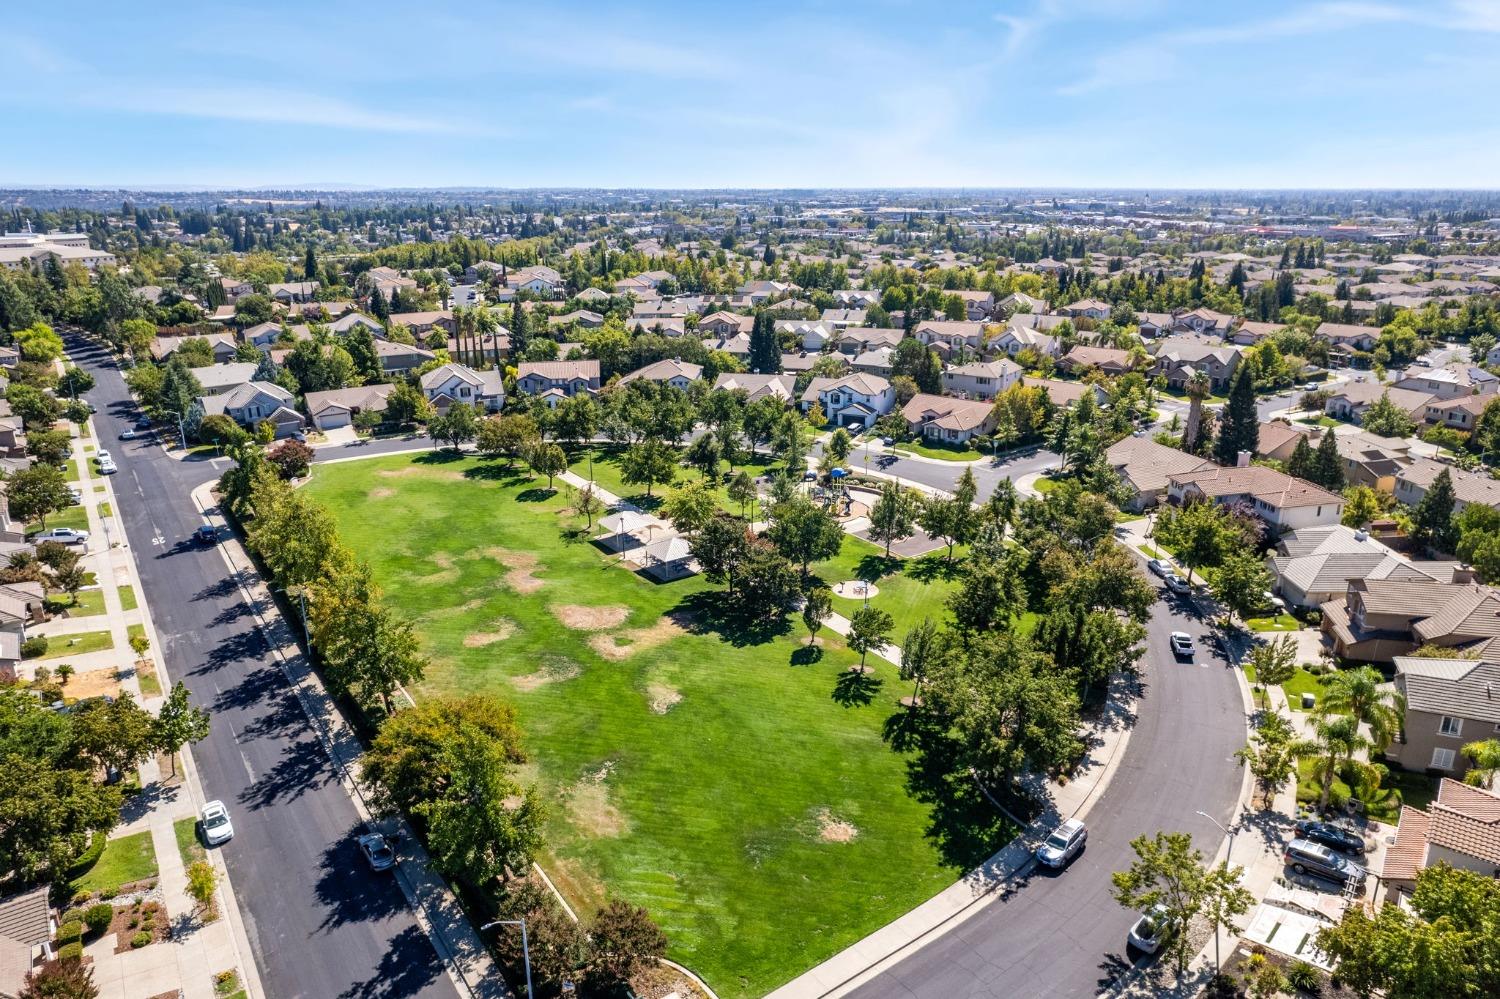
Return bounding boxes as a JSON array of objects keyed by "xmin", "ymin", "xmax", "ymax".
[
  {"xmin": 192, "ymin": 482, "xmax": 507, "ymax": 999},
  {"xmin": 768, "ymin": 670, "xmax": 1140, "ymax": 999}
]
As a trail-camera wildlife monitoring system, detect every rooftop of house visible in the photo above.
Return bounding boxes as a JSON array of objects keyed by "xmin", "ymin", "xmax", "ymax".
[
  {"xmin": 1399, "ymin": 456, "xmax": 1500, "ymax": 509},
  {"xmin": 901, "ymin": 392, "xmax": 993, "ymax": 432},
  {"xmin": 515, "ymin": 359, "xmax": 600, "ymax": 381},
  {"xmin": 1383, "ymin": 779, "xmax": 1500, "ymax": 882},
  {"xmin": 1393, "ymin": 655, "xmax": 1500, "ymax": 723},
  {"xmin": 617, "ymin": 358, "xmax": 703, "ymax": 384},
  {"xmin": 1105, "ymin": 435, "xmax": 1215, "ymax": 494},
  {"xmin": 1168, "ymin": 464, "xmax": 1344, "ymax": 510}
]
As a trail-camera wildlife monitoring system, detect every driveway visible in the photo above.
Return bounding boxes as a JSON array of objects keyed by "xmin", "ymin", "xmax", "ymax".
[{"xmin": 65, "ymin": 333, "xmax": 459, "ymax": 999}]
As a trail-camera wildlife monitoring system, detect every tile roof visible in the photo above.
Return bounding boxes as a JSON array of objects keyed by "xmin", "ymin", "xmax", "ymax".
[
  {"xmin": 0, "ymin": 886, "xmax": 50, "ymax": 946},
  {"xmin": 1382, "ymin": 805, "xmax": 1432, "ymax": 882},
  {"xmin": 1393, "ymin": 656, "xmax": 1500, "ymax": 723},
  {"xmin": 1168, "ymin": 465, "xmax": 1345, "ymax": 510},
  {"xmin": 1106, "ymin": 436, "xmax": 1214, "ymax": 495},
  {"xmin": 1429, "ymin": 779, "xmax": 1500, "ymax": 865},
  {"xmin": 515, "ymin": 360, "xmax": 600, "ymax": 382},
  {"xmin": 901, "ymin": 393, "xmax": 993, "ymax": 433}
]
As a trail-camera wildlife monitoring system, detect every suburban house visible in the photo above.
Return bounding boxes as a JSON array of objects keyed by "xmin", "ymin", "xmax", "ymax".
[
  {"xmin": 1383, "ymin": 779, "xmax": 1500, "ymax": 904},
  {"xmin": 1231, "ymin": 321, "xmax": 1286, "ymax": 346},
  {"xmin": 194, "ymin": 362, "xmax": 259, "ymax": 395},
  {"xmin": 420, "ymin": 363, "xmax": 505, "ymax": 413},
  {"xmin": 373, "ymin": 338, "xmax": 437, "ymax": 375},
  {"xmin": 1325, "ymin": 430, "xmax": 1412, "ymax": 492},
  {"xmin": 1269, "ymin": 524, "xmax": 1462, "ymax": 610},
  {"xmin": 1395, "ymin": 456, "xmax": 1500, "ymax": 514},
  {"xmin": 951, "ymin": 289, "xmax": 997, "ymax": 320},
  {"xmin": 304, "ymin": 384, "xmax": 397, "ymax": 431},
  {"xmin": 1137, "ymin": 312, "xmax": 1174, "ymax": 338},
  {"xmin": 1257, "ymin": 420, "xmax": 1318, "ymax": 463},
  {"xmin": 711, "ymin": 372, "xmax": 797, "ymax": 405},
  {"xmin": 153, "ymin": 333, "xmax": 238, "ymax": 364},
  {"xmin": 1105, "ymin": 435, "xmax": 1214, "ymax": 512},
  {"xmin": 1059, "ymin": 345, "xmax": 1134, "ymax": 377},
  {"xmin": 514, "ymin": 360, "xmax": 599, "ymax": 404},
  {"xmin": 1028, "ymin": 377, "xmax": 1105, "ymax": 409},
  {"xmin": 996, "ymin": 291, "xmax": 1047, "ymax": 317},
  {"xmin": 799, "ymin": 373, "xmax": 895, "ymax": 429},
  {"xmin": 1424, "ymin": 394, "xmax": 1492, "ymax": 431},
  {"xmin": 1321, "ymin": 578, "xmax": 1500, "ymax": 662},
  {"xmin": 617, "ymin": 359, "xmax": 703, "ymax": 391},
  {"xmin": 941, "ymin": 358, "xmax": 1022, "ymax": 400},
  {"xmin": 1166, "ymin": 465, "xmax": 1345, "ymax": 530},
  {"xmin": 549, "ymin": 310, "xmax": 605, "ymax": 330},
  {"xmin": 835, "ymin": 327, "xmax": 903, "ymax": 356},
  {"xmin": 992, "ymin": 324, "xmax": 1061, "ymax": 359},
  {"xmin": 699, "ymin": 311, "xmax": 754, "ymax": 337},
  {"xmin": 199, "ymin": 381, "xmax": 305, "ymax": 437},
  {"xmin": 1324, "ymin": 382, "xmax": 1434, "ymax": 423},
  {"xmin": 0, "ymin": 885, "xmax": 55, "ymax": 995},
  {"xmin": 1150, "ymin": 343, "xmax": 1243, "ymax": 392},
  {"xmin": 914, "ymin": 321, "xmax": 987, "ymax": 358},
  {"xmin": 820, "ymin": 308, "xmax": 866, "ymax": 329},
  {"xmin": 1056, "ymin": 298, "xmax": 1110, "ymax": 320},
  {"xmin": 1393, "ymin": 363, "xmax": 1499, "ymax": 401},
  {"xmin": 1315, "ymin": 322, "xmax": 1378, "ymax": 363},
  {"xmin": 268, "ymin": 280, "xmax": 318, "ymax": 303},
  {"xmin": 777, "ymin": 320, "xmax": 835, "ymax": 352},
  {"xmin": 901, "ymin": 393, "xmax": 997, "ymax": 444},
  {"xmin": 1172, "ymin": 307, "xmax": 1236, "ymax": 335},
  {"xmin": 1387, "ymin": 657, "xmax": 1500, "ymax": 779},
  {"xmin": 387, "ymin": 310, "xmax": 457, "ymax": 337},
  {"xmin": 850, "ymin": 347, "xmax": 895, "ymax": 377},
  {"xmin": 781, "ymin": 351, "xmax": 846, "ymax": 375}
]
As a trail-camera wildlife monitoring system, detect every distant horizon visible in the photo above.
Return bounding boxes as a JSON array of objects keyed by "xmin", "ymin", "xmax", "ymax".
[
  {"xmin": 7, "ymin": 2, "xmax": 1500, "ymax": 190},
  {"xmin": 7, "ymin": 184, "xmax": 1500, "ymax": 196}
]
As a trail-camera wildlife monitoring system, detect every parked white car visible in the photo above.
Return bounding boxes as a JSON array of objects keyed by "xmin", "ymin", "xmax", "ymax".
[
  {"xmin": 31, "ymin": 527, "xmax": 90, "ymax": 545},
  {"xmin": 1035, "ymin": 818, "xmax": 1087, "ymax": 869},
  {"xmin": 1128, "ymin": 904, "xmax": 1174, "ymax": 954},
  {"xmin": 200, "ymin": 800, "xmax": 234, "ymax": 845},
  {"xmin": 1147, "ymin": 558, "xmax": 1171, "ymax": 578}
]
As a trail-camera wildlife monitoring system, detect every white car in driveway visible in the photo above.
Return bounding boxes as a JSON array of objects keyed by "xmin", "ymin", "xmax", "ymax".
[{"xmin": 200, "ymin": 800, "xmax": 234, "ymax": 845}]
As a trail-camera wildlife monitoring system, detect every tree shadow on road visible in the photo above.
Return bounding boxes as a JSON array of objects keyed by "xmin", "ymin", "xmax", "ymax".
[
  {"xmin": 190, "ymin": 627, "xmax": 272, "ymax": 676},
  {"xmin": 334, "ymin": 924, "xmax": 446, "ymax": 999},
  {"xmin": 313, "ymin": 836, "xmax": 408, "ymax": 935},
  {"xmin": 237, "ymin": 734, "xmax": 336, "ymax": 810},
  {"xmin": 212, "ymin": 669, "xmax": 306, "ymax": 741}
]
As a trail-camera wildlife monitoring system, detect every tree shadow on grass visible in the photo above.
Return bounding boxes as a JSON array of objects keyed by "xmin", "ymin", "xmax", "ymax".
[
  {"xmin": 832, "ymin": 668, "xmax": 883, "ymax": 706},
  {"xmin": 516, "ymin": 487, "xmax": 557, "ymax": 503},
  {"xmin": 413, "ymin": 449, "xmax": 464, "ymax": 465},
  {"xmin": 622, "ymin": 492, "xmax": 664, "ymax": 512},
  {"xmin": 461, "ymin": 462, "xmax": 529, "ymax": 483},
  {"xmin": 854, "ymin": 553, "xmax": 903, "ymax": 581},
  {"xmin": 906, "ymin": 553, "xmax": 965, "ymax": 583},
  {"xmin": 789, "ymin": 644, "xmax": 823, "ymax": 667},
  {"xmin": 671, "ymin": 590, "xmax": 792, "ymax": 647}
]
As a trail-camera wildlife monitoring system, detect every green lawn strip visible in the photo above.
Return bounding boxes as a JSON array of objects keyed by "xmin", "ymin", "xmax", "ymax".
[
  {"xmin": 304, "ymin": 452, "xmax": 1004, "ymax": 998},
  {"xmin": 99, "ymin": 501, "xmax": 113, "ymax": 518},
  {"xmin": 72, "ymin": 830, "xmax": 158, "ymax": 895},
  {"xmin": 64, "ymin": 459, "xmax": 82, "ymax": 483},
  {"xmin": 174, "ymin": 817, "xmax": 206, "ymax": 868},
  {"xmin": 1137, "ymin": 543, "xmax": 1166, "ymax": 560},
  {"xmin": 890, "ymin": 440, "xmax": 982, "ymax": 462},
  {"xmin": 48, "ymin": 587, "xmax": 106, "ymax": 617},
  {"xmin": 119, "ymin": 585, "xmax": 139, "ymax": 611},
  {"xmin": 94, "ymin": 483, "xmax": 106, "ymax": 493},
  {"xmin": 32, "ymin": 629, "xmax": 113, "ymax": 660},
  {"xmin": 127, "ymin": 623, "xmax": 146, "ymax": 645},
  {"xmin": 1033, "ymin": 475, "xmax": 1059, "ymax": 494},
  {"xmin": 28, "ymin": 505, "xmax": 90, "ymax": 534},
  {"xmin": 1246, "ymin": 614, "xmax": 1301, "ymax": 632}
]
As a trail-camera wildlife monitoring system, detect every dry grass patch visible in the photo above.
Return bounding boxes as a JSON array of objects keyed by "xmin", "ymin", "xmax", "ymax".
[
  {"xmin": 568, "ymin": 764, "xmax": 628, "ymax": 838},
  {"xmin": 814, "ymin": 808, "xmax": 858, "ymax": 843},
  {"xmin": 376, "ymin": 466, "xmax": 460, "ymax": 480},
  {"xmin": 422, "ymin": 598, "xmax": 484, "ymax": 621},
  {"xmin": 588, "ymin": 614, "xmax": 687, "ymax": 660},
  {"xmin": 553, "ymin": 604, "xmax": 630, "ymax": 631},
  {"xmin": 368, "ymin": 487, "xmax": 396, "ymax": 500},
  {"xmin": 645, "ymin": 682, "xmax": 682, "ymax": 715},
  {"xmin": 511, "ymin": 655, "xmax": 582, "ymax": 691},
  {"xmin": 485, "ymin": 547, "xmax": 546, "ymax": 593},
  {"xmin": 65, "ymin": 667, "xmax": 121, "ymax": 701},
  {"xmin": 463, "ymin": 620, "xmax": 516, "ymax": 648}
]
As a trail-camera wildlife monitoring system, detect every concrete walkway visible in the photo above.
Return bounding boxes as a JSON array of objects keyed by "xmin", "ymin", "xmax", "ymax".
[{"xmin": 191, "ymin": 482, "xmax": 508, "ymax": 999}]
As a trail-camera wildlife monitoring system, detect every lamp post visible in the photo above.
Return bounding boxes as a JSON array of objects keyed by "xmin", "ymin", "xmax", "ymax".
[
  {"xmin": 1196, "ymin": 809, "xmax": 1235, "ymax": 861},
  {"xmin": 481, "ymin": 918, "xmax": 533, "ymax": 999}
]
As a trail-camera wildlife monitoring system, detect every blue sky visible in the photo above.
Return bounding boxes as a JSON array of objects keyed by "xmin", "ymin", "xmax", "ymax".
[{"xmin": 5, "ymin": 0, "xmax": 1500, "ymax": 189}]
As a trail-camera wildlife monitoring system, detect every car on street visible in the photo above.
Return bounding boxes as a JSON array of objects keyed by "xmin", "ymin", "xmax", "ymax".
[
  {"xmin": 357, "ymin": 832, "xmax": 397, "ymax": 872},
  {"xmin": 93, "ymin": 450, "xmax": 113, "ymax": 465},
  {"xmin": 194, "ymin": 525, "xmax": 218, "ymax": 546},
  {"xmin": 85, "ymin": 401, "xmax": 97, "ymax": 413},
  {"xmin": 1163, "ymin": 572, "xmax": 1189, "ymax": 594},
  {"xmin": 1147, "ymin": 558, "xmax": 1171, "ymax": 578},
  {"xmin": 200, "ymin": 800, "xmax": 235, "ymax": 846},
  {"xmin": 97, "ymin": 458, "xmax": 118, "ymax": 475},
  {"xmin": 1284, "ymin": 837, "xmax": 1366, "ymax": 888},
  {"xmin": 1170, "ymin": 632, "xmax": 1195, "ymax": 658},
  {"xmin": 1127, "ymin": 903, "xmax": 1174, "ymax": 954},
  {"xmin": 1035, "ymin": 818, "xmax": 1087, "ymax": 869},
  {"xmin": 1295, "ymin": 819, "xmax": 1366, "ymax": 856},
  {"xmin": 68, "ymin": 488, "xmax": 82, "ymax": 506},
  {"xmin": 134, "ymin": 418, "xmax": 152, "ymax": 431},
  {"xmin": 31, "ymin": 527, "xmax": 90, "ymax": 545},
  {"xmin": 120, "ymin": 428, "xmax": 140, "ymax": 440}
]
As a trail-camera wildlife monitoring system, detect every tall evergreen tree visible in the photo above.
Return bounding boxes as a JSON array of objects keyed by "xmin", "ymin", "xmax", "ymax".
[
  {"xmin": 1411, "ymin": 467, "xmax": 1458, "ymax": 553},
  {"xmin": 1311, "ymin": 430, "xmax": 1344, "ymax": 490},
  {"xmin": 304, "ymin": 245, "xmax": 318, "ymax": 280},
  {"xmin": 1213, "ymin": 368, "xmax": 1259, "ymax": 467},
  {"xmin": 1286, "ymin": 435, "xmax": 1315, "ymax": 481},
  {"xmin": 748, "ymin": 310, "xmax": 780, "ymax": 373}
]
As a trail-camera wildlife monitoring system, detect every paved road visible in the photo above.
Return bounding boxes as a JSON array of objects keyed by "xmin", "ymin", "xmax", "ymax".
[
  {"xmin": 821, "ymin": 440, "xmax": 1060, "ymax": 497},
  {"xmin": 68, "ymin": 335, "xmax": 458, "ymax": 999},
  {"xmin": 848, "ymin": 572, "xmax": 1245, "ymax": 999}
]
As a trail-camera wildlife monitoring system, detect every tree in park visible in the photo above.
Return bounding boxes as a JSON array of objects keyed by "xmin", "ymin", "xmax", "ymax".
[
  {"xmin": 551, "ymin": 393, "xmax": 598, "ymax": 450},
  {"xmin": 1244, "ymin": 635, "xmax": 1298, "ymax": 710},
  {"xmin": 828, "ymin": 427, "xmax": 852, "ymax": 462},
  {"xmin": 1317, "ymin": 863, "xmax": 1500, "ymax": 999},
  {"xmin": 266, "ymin": 439, "xmax": 314, "ymax": 479},
  {"xmin": 571, "ymin": 481, "xmax": 603, "ymax": 530},
  {"xmin": 1310, "ymin": 427, "xmax": 1345, "ymax": 490},
  {"xmin": 1320, "ymin": 665, "xmax": 1405, "ymax": 753},
  {"xmin": 661, "ymin": 480, "xmax": 717, "ymax": 537},
  {"xmin": 1410, "ymin": 467, "xmax": 1458, "ymax": 553},
  {"xmin": 19, "ymin": 961, "xmax": 99, "ymax": 999},
  {"xmin": 1361, "ymin": 390, "xmax": 1417, "ymax": 439},
  {"xmin": 727, "ymin": 470, "xmax": 757, "ymax": 518},
  {"xmin": 736, "ymin": 539, "xmax": 801, "ymax": 623},
  {"xmin": 801, "ymin": 586, "xmax": 832, "ymax": 647},
  {"xmin": 748, "ymin": 310, "xmax": 780, "ymax": 373},
  {"xmin": 867, "ymin": 481, "xmax": 917, "ymax": 557},
  {"xmin": 986, "ymin": 477, "xmax": 1018, "ymax": 539},
  {"xmin": 899, "ymin": 617, "xmax": 945, "ymax": 705},
  {"xmin": 7, "ymin": 464, "xmax": 71, "ymax": 529},
  {"xmin": 1213, "ymin": 367, "xmax": 1259, "ymax": 467},
  {"xmin": 766, "ymin": 495, "xmax": 843, "ymax": 577},
  {"xmin": 1235, "ymin": 710, "xmax": 1299, "ymax": 807},
  {"xmin": 620, "ymin": 438, "xmax": 677, "ymax": 498},
  {"xmin": 689, "ymin": 514, "xmax": 753, "ymax": 595},
  {"xmin": 949, "ymin": 555, "xmax": 1026, "ymax": 637},
  {"xmin": 527, "ymin": 442, "xmax": 568, "ymax": 489},
  {"xmin": 587, "ymin": 899, "xmax": 669, "ymax": 987},
  {"xmin": 430, "ymin": 402, "xmax": 479, "ymax": 452},
  {"xmin": 152, "ymin": 682, "xmax": 210, "ymax": 778},
  {"xmin": 685, "ymin": 432, "xmax": 723, "ymax": 482},
  {"xmin": 846, "ymin": 606, "xmax": 893, "ymax": 669},
  {"xmin": 1210, "ymin": 548, "xmax": 1273, "ymax": 621},
  {"xmin": 1112, "ymin": 831, "xmax": 1252, "ymax": 976},
  {"xmin": 477, "ymin": 413, "xmax": 539, "ymax": 466}
]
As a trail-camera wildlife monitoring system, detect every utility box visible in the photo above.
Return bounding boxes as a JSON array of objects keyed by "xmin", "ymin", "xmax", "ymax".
[{"xmin": 1302, "ymin": 693, "xmax": 1316, "ymax": 710}]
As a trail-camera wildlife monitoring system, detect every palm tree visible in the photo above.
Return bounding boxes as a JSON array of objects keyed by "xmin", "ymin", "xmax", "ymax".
[
  {"xmin": 1183, "ymin": 370, "xmax": 1212, "ymax": 453},
  {"xmin": 475, "ymin": 307, "xmax": 500, "ymax": 368},
  {"xmin": 1319, "ymin": 666, "xmax": 1405, "ymax": 753},
  {"xmin": 1461, "ymin": 738, "xmax": 1500, "ymax": 789},
  {"xmin": 1296, "ymin": 715, "xmax": 1374, "ymax": 813}
]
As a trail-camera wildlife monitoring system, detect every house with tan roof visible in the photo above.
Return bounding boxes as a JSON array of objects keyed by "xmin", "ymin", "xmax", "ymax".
[
  {"xmin": 1257, "ymin": 420, "xmax": 1318, "ymax": 463},
  {"xmin": 0, "ymin": 885, "xmax": 55, "ymax": 995},
  {"xmin": 941, "ymin": 359, "xmax": 1021, "ymax": 400},
  {"xmin": 1059, "ymin": 344, "xmax": 1134, "ymax": 377},
  {"xmin": 1321, "ymin": 578, "xmax": 1500, "ymax": 662},
  {"xmin": 199, "ymin": 381, "xmax": 305, "ymax": 438},
  {"xmin": 1393, "ymin": 362, "xmax": 1499, "ymax": 401},
  {"xmin": 1423, "ymin": 393, "xmax": 1493, "ymax": 432},
  {"xmin": 1324, "ymin": 382, "xmax": 1435, "ymax": 423},
  {"xmin": 1383, "ymin": 778, "xmax": 1500, "ymax": 903},
  {"xmin": 387, "ymin": 310, "xmax": 456, "ymax": 337},
  {"xmin": 1150, "ymin": 343, "xmax": 1242, "ymax": 392},
  {"xmin": 1231, "ymin": 321, "xmax": 1286, "ymax": 346},
  {"xmin": 1395, "ymin": 456, "xmax": 1500, "ymax": 514},
  {"xmin": 1056, "ymin": 298, "xmax": 1110, "ymax": 320},
  {"xmin": 515, "ymin": 360, "xmax": 598, "ymax": 404},
  {"xmin": 1269, "ymin": 524, "xmax": 1463, "ymax": 610},
  {"xmin": 617, "ymin": 359, "xmax": 702, "ymax": 391},
  {"xmin": 1025, "ymin": 377, "xmax": 1104, "ymax": 410},
  {"xmin": 1386, "ymin": 655, "xmax": 1500, "ymax": 781},
  {"xmin": 1172, "ymin": 307, "xmax": 1237, "ymax": 335},
  {"xmin": 304, "ymin": 384, "xmax": 397, "ymax": 430},
  {"xmin": 1105, "ymin": 435, "xmax": 1214, "ymax": 512},
  {"xmin": 901, "ymin": 393, "xmax": 997, "ymax": 444},
  {"xmin": 698, "ymin": 311, "xmax": 754, "ymax": 337},
  {"xmin": 799, "ymin": 373, "xmax": 894, "ymax": 429},
  {"xmin": 1167, "ymin": 465, "xmax": 1344, "ymax": 530},
  {"xmin": 992, "ymin": 322, "xmax": 1061, "ymax": 359},
  {"xmin": 712, "ymin": 372, "xmax": 796, "ymax": 405}
]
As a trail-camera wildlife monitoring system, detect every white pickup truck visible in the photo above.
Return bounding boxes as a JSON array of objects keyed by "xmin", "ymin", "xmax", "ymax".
[{"xmin": 31, "ymin": 527, "xmax": 90, "ymax": 545}]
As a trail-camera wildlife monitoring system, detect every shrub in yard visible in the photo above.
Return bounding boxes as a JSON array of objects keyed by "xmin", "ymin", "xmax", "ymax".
[
  {"xmin": 99, "ymin": 888, "xmax": 116, "ymax": 900},
  {"xmin": 84, "ymin": 903, "xmax": 114, "ymax": 934},
  {"xmin": 57, "ymin": 920, "xmax": 83, "ymax": 944},
  {"xmin": 131, "ymin": 930, "xmax": 152, "ymax": 948},
  {"xmin": 69, "ymin": 832, "xmax": 106, "ymax": 876},
  {"xmin": 1286, "ymin": 960, "xmax": 1321, "ymax": 994},
  {"xmin": 57, "ymin": 941, "xmax": 84, "ymax": 963},
  {"xmin": 20, "ymin": 635, "xmax": 48, "ymax": 659},
  {"xmin": 69, "ymin": 888, "xmax": 92, "ymax": 907},
  {"xmin": 60, "ymin": 908, "xmax": 85, "ymax": 926}
]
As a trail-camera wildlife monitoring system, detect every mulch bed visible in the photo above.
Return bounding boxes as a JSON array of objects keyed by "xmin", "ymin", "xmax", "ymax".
[
  {"xmin": 630, "ymin": 963, "xmax": 708, "ymax": 999},
  {"xmin": 110, "ymin": 897, "xmax": 170, "ymax": 953}
]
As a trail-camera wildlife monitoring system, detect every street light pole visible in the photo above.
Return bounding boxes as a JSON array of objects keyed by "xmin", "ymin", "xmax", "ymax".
[
  {"xmin": 481, "ymin": 918, "xmax": 533, "ymax": 998},
  {"xmin": 1196, "ymin": 810, "xmax": 1238, "ymax": 976}
]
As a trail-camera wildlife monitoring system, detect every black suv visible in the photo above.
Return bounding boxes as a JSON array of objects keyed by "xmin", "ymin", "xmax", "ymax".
[{"xmin": 1295, "ymin": 818, "xmax": 1366, "ymax": 855}]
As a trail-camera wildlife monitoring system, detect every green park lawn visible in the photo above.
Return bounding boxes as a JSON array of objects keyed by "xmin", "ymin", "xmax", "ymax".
[
  {"xmin": 810, "ymin": 538, "xmax": 964, "ymax": 642},
  {"xmin": 305, "ymin": 452, "xmax": 1010, "ymax": 998},
  {"xmin": 73, "ymin": 830, "xmax": 159, "ymax": 895}
]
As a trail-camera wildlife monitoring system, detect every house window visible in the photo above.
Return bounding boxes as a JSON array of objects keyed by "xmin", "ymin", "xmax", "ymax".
[
  {"xmin": 1431, "ymin": 747, "xmax": 1456, "ymax": 770},
  {"xmin": 1439, "ymin": 716, "xmax": 1463, "ymax": 737}
]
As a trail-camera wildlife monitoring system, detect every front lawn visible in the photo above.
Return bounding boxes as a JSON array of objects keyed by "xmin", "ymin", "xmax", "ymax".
[
  {"xmin": 32, "ymin": 629, "xmax": 113, "ymax": 660},
  {"xmin": 72, "ymin": 830, "xmax": 159, "ymax": 895},
  {"xmin": 28, "ymin": 505, "xmax": 89, "ymax": 534},
  {"xmin": 1282, "ymin": 668, "xmax": 1329, "ymax": 711},
  {"xmin": 1033, "ymin": 475, "xmax": 1060, "ymax": 494},
  {"xmin": 889, "ymin": 439, "xmax": 982, "ymax": 462},
  {"xmin": 48, "ymin": 588, "xmax": 106, "ymax": 618},
  {"xmin": 305, "ymin": 452, "xmax": 1009, "ymax": 998},
  {"xmin": 1246, "ymin": 614, "xmax": 1301, "ymax": 632},
  {"xmin": 1295, "ymin": 759, "xmax": 1435, "ymax": 825}
]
